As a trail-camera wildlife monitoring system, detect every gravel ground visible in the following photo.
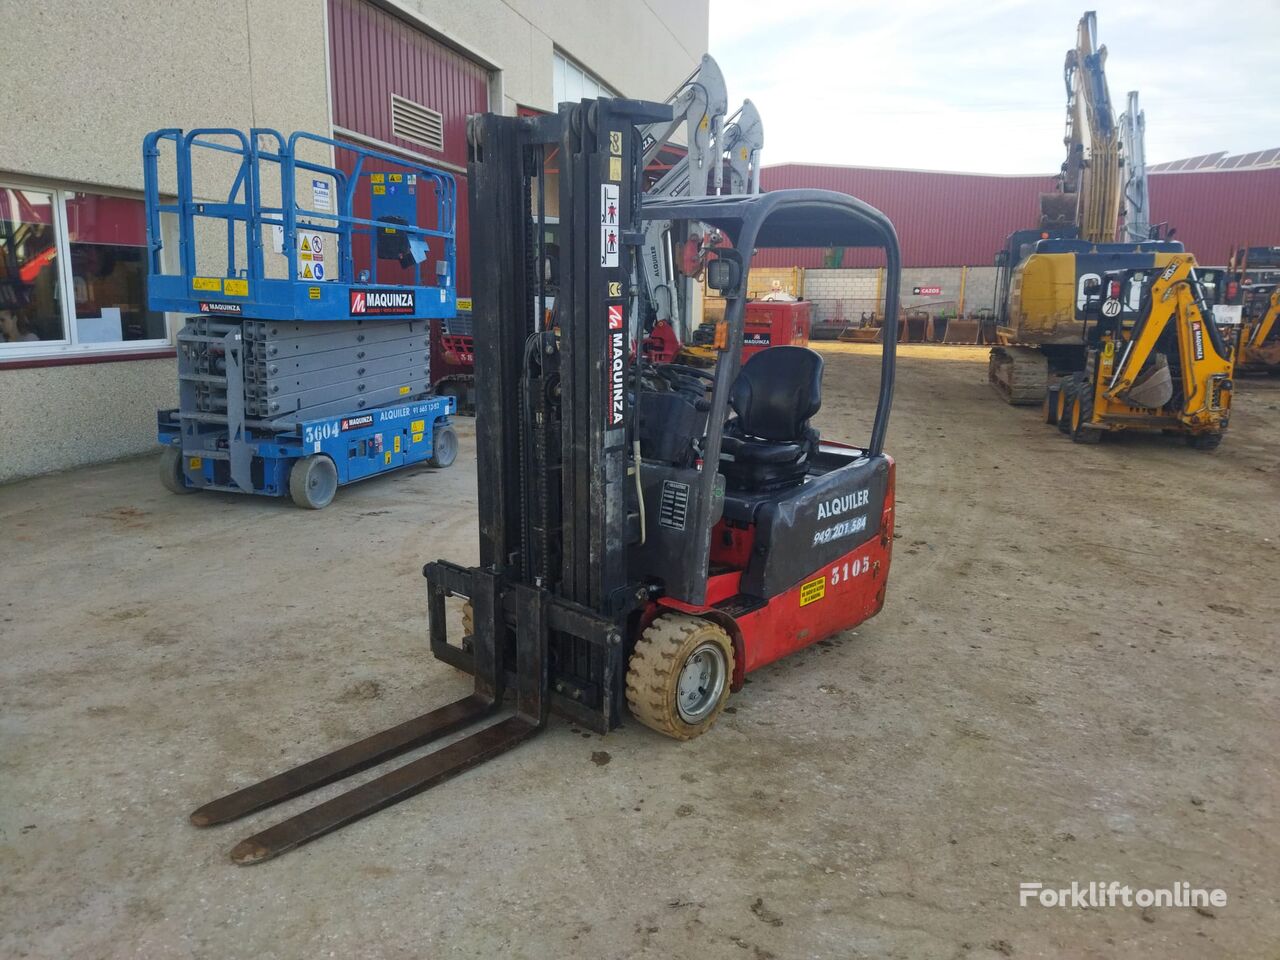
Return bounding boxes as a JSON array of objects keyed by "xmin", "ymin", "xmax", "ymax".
[{"xmin": 1, "ymin": 342, "xmax": 1276, "ymax": 959}]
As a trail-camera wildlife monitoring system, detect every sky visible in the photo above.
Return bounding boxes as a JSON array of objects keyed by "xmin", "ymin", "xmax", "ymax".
[{"xmin": 708, "ymin": 0, "xmax": 1280, "ymax": 174}]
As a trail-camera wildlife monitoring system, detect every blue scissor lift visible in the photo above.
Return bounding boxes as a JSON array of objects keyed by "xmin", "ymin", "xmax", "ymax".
[{"xmin": 147, "ymin": 128, "xmax": 459, "ymax": 508}]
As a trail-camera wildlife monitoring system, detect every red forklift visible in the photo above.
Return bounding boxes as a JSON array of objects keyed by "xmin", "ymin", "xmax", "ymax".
[{"xmin": 190, "ymin": 97, "xmax": 902, "ymax": 862}]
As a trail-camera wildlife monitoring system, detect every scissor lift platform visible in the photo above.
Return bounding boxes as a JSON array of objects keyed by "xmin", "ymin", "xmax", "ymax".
[{"xmin": 147, "ymin": 128, "xmax": 460, "ymax": 507}]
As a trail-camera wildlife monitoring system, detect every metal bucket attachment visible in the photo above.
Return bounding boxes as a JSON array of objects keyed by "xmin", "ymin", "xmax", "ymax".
[{"xmin": 1123, "ymin": 354, "xmax": 1173, "ymax": 408}]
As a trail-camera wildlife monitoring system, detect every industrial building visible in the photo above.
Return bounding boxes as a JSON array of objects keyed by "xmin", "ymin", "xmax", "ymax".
[
  {"xmin": 748, "ymin": 153, "xmax": 1280, "ymax": 325},
  {"xmin": 0, "ymin": 0, "xmax": 707, "ymax": 482}
]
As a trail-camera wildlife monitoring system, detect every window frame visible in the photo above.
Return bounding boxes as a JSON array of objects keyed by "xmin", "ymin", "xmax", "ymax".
[
  {"xmin": 552, "ymin": 50, "xmax": 620, "ymax": 107},
  {"xmin": 0, "ymin": 178, "xmax": 173, "ymax": 363}
]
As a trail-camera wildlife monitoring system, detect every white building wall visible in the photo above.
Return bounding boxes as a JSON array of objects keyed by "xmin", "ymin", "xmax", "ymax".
[
  {"xmin": 393, "ymin": 0, "xmax": 706, "ymax": 110},
  {"xmin": 0, "ymin": 0, "xmax": 707, "ymax": 482}
]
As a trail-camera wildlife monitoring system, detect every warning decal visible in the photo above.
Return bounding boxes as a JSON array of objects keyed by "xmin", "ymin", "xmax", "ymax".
[
  {"xmin": 296, "ymin": 232, "xmax": 331, "ymax": 281},
  {"xmin": 601, "ymin": 226, "xmax": 619, "ymax": 268},
  {"xmin": 799, "ymin": 576, "xmax": 826, "ymax": 606},
  {"xmin": 601, "ymin": 183, "xmax": 619, "ymax": 226}
]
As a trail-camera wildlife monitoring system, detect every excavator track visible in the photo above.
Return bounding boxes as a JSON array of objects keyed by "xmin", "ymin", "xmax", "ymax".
[{"xmin": 988, "ymin": 346, "xmax": 1049, "ymax": 405}]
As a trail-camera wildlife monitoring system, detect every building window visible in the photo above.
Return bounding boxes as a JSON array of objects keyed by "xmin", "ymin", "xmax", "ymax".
[
  {"xmin": 0, "ymin": 184, "xmax": 168, "ymax": 358},
  {"xmin": 552, "ymin": 51, "xmax": 618, "ymax": 107}
]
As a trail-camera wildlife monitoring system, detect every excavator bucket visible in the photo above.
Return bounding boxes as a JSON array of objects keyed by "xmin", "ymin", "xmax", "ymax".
[
  {"xmin": 1038, "ymin": 191, "xmax": 1077, "ymax": 230},
  {"xmin": 1122, "ymin": 354, "xmax": 1173, "ymax": 408}
]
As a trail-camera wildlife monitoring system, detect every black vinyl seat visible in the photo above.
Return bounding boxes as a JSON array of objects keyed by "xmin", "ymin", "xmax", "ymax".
[{"xmin": 719, "ymin": 346, "xmax": 823, "ymax": 493}]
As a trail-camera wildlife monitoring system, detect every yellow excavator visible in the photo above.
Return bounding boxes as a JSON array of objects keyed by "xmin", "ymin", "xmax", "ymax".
[
  {"xmin": 1044, "ymin": 256, "xmax": 1234, "ymax": 447},
  {"xmin": 988, "ymin": 11, "xmax": 1234, "ymax": 447}
]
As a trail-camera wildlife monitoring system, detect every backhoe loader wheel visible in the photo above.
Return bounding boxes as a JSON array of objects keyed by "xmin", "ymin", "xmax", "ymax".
[
  {"xmin": 159, "ymin": 447, "xmax": 198, "ymax": 495},
  {"xmin": 626, "ymin": 613, "xmax": 734, "ymax": 740},
  {"xmin": 1057, "ymin": 375, "xmax": 1083, "ymax": 435},
  {"xmin": 1069, "ymin": 390, "xmax": 1101, "ymax": 444},
  {"xmin": 1043, "ymin": 384, "xmax": 1061, "ymax": 425},
  {"xmin": 1187, "ymin": 433, "xmax": 1223, "ymax": 451},
  {"xmin": 1055, "ymin": 382, "xmax": 1073, "ymax": 433},
  {"xmin": 289, "ymin": 454, "xmax": 338, "ymax": 509}
]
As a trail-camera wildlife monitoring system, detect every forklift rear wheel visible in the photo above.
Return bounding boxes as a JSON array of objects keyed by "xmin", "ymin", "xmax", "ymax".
[
  {"xmin": 159, "ymin": 447, "xmax": 198, "ymax": 495},
  {"xmin": 626, "ymin": 613, "xmax": 735, "ymax": 740},
  {"xmin": 430, "ymin": 425, "xmax": 458, "ymax": 468},
  {"xmin": 289, "ymin": 455, "xmax": 338, "ymax": 509}
]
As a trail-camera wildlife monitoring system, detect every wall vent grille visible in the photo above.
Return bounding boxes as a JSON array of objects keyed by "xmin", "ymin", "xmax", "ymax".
[{"xmin": 390, "ymin": 94, "xmax": 444, "ymax": 151}]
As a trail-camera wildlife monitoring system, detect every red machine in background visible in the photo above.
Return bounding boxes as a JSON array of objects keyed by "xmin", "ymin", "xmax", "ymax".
[
  {"xmin": 430, "ymin": 310, "xmax": 475, "ymax": 412},
  {"xmin": 743, "ymin": 300, "xmax": 811, "ymax": 360}
]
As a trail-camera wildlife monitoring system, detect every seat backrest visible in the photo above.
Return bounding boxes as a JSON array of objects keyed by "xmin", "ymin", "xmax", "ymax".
[{"xmin": 728, "ymin": 346, "xmax": 824, "ymax": 441}]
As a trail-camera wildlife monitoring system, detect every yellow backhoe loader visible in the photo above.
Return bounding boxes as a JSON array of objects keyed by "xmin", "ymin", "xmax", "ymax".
[
  {"xmin": 1235, "ymin": 285, "xmax": 1280, "ymax": 374},
  {"xmin": 1044, "ymin": 256, "xmax": 1234, "ymax": 448}
]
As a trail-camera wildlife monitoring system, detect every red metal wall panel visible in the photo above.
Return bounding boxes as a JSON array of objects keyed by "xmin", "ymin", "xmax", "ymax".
[
  {"xmin": 755, "ymin": 164, "xmax": 1055, "ymax": 269},
  {"xmin": 1148, "ymin": 168, "xmax": 1280, "ymax": 265},
  {"xmin": 328, "ymin": 0, "xmax": 488, "ymax": 292},
  {"xmin": 754, "ymin": 163, "xmax": 1280, "ymax": 269}
]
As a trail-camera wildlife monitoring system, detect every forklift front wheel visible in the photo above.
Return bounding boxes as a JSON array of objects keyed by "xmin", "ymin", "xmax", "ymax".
[
  {"xmin": 626, "ymin": 613, "xmax": 735, "ymax": 741},
  {"xmin": 430, "ymin": 425, "xmax": 458, "ymax": 468},
  {"xmin": 289, "ymin": 455, "xmax": 338, "ymax": 509},
  {"xmin": 159, "ymin": 447, "xmax": 198, "ymax": 495}
]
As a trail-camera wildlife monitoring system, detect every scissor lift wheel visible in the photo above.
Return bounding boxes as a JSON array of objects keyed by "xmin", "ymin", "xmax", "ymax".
[
  {"xmin": 626, "ymin": 613, "xmax": 735, "ymax": 740},
  {"xmin": 159, "ymin": 447, "xmax": 197, "ymax": 495},
  {"xmin": 430, "ymin": 424, "xmax": 459, "ymax": 468},
  {"xmin": 289, "ymin": 455, "xmax": 339, "ymax": 510}
]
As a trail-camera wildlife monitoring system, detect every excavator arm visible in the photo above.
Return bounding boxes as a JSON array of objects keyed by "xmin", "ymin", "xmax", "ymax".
[
  {"xmin": 1042, "ymin": 11, "xmax": 1123, "ymax": 241},
  {"xmin": 635, "ymin": 58, "xmax": 765, "ymax": 343},
  {"xmin": 720, "ymin": 100, "xmax": 764, "ymax": 195}
]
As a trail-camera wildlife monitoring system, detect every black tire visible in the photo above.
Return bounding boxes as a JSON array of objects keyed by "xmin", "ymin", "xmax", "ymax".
[
  {"xmin": 1057, "ymin": 377, "xmax": 1080, "ymax": 434},
  {"xmin": 159, "ymin": 447, "xmax": 198, "ymax": 495},
  {"xmin": 429, "ymin": 424, "xmax": 458, "ymax": 468},
  {"xmin": 1044, "ymin": 383, "xmax": 1062, "ymax": 425},
  {"xmin": 289, "ymin": 455, "xmax": 338, "ymax": 509},
  {"xmin": 1187, "ymin": 432, "xmax": 1223, "ymax": 451},
  {"xmin": 1070, "ymin": 389, "xmax": 1102, "ymax": 444},
  {"xmin": 626, "ymin": 613, "xmax": 734, "ymax": 740}
]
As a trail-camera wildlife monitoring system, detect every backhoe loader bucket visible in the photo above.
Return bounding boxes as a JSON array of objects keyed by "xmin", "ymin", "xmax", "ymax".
[{"xmin": 1122, "ymin": 354, "xmax": 1173, "ymax": 408}]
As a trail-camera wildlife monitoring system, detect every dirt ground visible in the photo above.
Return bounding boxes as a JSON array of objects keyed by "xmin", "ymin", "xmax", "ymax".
[{"xmin": 2, "ymin": 343, "xmax": 1277, "ymax": 959}]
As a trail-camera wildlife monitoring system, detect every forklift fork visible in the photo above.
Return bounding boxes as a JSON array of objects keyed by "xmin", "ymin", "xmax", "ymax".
[{"xmin": 189, "ymin": 567, "xmax": 548, "ymax": 864}]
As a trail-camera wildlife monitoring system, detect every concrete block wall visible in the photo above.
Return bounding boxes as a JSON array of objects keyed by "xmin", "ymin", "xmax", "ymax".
[
  {"xmin": 803, "ymin": 269, "xmax": 882, "ymax": 324},
  {"xmin": 962, "ymin": 267, "xmax": 999, "ymax": 316},
  {"xmin": 0, "ymin": 360, "xmax": 177, "ymax": 484},
  {"xmin": 799, "ymin": 266, "xmax": 999, "ymax": 319}
]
